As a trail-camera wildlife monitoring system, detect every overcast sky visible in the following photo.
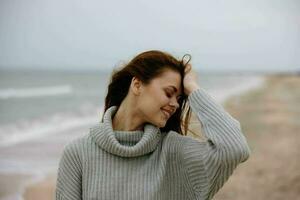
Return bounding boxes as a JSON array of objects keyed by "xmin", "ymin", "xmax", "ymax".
[{"xmin": 0, "ymin": 0, "xmax": 299, "ymax": 72}]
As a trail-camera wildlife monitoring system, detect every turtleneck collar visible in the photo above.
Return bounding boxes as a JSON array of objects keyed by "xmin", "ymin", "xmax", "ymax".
[{"xmin": 90, "ymin": 106, "xmax": 162, "ymax": 157}]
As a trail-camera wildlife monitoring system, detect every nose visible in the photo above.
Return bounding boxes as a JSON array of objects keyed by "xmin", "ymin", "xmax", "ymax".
[{"xmin": 169, "ymin": 97, "xmax": 180, "ymax": 110}]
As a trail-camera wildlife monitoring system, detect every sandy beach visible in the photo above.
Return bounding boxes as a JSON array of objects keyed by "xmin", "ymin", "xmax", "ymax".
[
  {"xmin": 214, "ymin": 74, "xmax": 300, "ymax": 200},
  {"xmin": 23, "ymin": 174, "xmax": 56, "ymax": 200},
  {"xmin": 7, "ymin": 74, "xmax": 300, "ymax": 199}
]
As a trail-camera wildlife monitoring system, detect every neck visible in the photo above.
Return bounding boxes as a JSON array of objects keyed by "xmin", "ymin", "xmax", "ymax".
[{"xmin": 112, "ymin": 98, "xmax": 144, "ymax": 131}]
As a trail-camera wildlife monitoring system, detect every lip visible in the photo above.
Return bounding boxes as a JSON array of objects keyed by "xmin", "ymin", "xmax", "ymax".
[{"xmin": 161, "ymin": 108, "xmax": 173, "ymax": 119}]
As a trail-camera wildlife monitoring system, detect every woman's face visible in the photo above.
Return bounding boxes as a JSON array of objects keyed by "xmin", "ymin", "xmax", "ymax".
[{"xmin": 136, "ymin": 69, "xmax": 182, "ymax": 128}]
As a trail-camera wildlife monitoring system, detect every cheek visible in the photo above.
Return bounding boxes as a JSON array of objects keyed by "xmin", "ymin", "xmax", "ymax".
[
  {"xmin": 138, "ymin": 96, "xmax": 167, "ymax": 121},
  {"xmin": 144, "ymin": 90, "xmax": 169, "ymax": 107},
  {"xmin": 153, "ymin": 90, "xmax": 169, "ymax": 105}
]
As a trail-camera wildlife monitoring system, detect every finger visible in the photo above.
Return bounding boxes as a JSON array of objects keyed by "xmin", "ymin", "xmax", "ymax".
[{"xmin": 184, "ymin": 64, "xmax": 192, "ymax": 73}]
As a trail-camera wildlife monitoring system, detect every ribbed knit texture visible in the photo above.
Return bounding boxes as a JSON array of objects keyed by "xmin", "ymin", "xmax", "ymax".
[{"xmin": 55, "ymin": 88, "xmax": 250, "ymax": 200}]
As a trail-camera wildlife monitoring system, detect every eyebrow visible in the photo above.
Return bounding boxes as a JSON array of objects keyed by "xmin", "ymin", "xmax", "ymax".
[
  {"xmin": 167, "ymin": 85, "xmax": 181, "ymax": 96},
  {"xmin": 166, "ymin": 86, "xmax": 179, "ymax": 93}
]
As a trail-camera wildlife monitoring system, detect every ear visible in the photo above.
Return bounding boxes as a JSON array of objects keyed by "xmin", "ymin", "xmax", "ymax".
[{"xmin": 130, "ymin": 77, "xmax": 142, "ymax": 95}]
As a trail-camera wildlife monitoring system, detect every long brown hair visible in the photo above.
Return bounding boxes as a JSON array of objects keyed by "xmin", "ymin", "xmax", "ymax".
[{"xmin": 102, "ymin": 50, "xmax": 192, "ymax": 135}]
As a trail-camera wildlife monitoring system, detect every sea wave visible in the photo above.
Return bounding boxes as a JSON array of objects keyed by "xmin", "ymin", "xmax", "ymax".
[
  {"xmin": 0, "ymin": 85, "xmax": 73, "ymax": 99},
  {"xmin": 209, "ymin": 76, "xmax": 266, "ymax": 104},
  {"xmin": 0, "ymin": 105, "xmax": 104, "ymax": 147}
]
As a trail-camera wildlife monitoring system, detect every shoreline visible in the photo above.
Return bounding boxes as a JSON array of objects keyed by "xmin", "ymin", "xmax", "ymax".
[
  {"xmin": 20, "ymin": 75, "xmax": 267, "ymax": 200},
  {"xmin": 210, "ymin": 75, "xmax": 265, "ymax": 105},
  {"xmin": 0, "ymin": 166, "xmax": 56, "ymax": 200},
  {"xmin": 0, "ymin": 173, "xmax": 33, "ymax": 200},
  {"xmin": 22, "ymin": 173, "xmax": 56, "ymax": 200}
]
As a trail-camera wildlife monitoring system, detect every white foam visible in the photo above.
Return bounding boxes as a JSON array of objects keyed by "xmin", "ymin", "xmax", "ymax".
[
  {"xmin": 0, "ymin": 104, "xmax": 103, "ymax": 147},
  {"xmin": 0, "ymin": 85, "xmax": 73, "ymax": 99},
  {"xmin": 208, "ymin": 75, "xmax": 265, "ymax": 104}
]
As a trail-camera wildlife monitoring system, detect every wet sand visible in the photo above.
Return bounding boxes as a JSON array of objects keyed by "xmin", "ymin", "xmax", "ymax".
[
  {"xmin": 22, "ymin": 74, "xmax": 300, "ymax": 200},
  {"xmin": 0, "ymin": 174, "xmax": 32, "ymax": 200},
  {"xmin": 22, "ymin": 174, "xmax": 56, "ymax": 200},
  {"xmin": 0, "ymin": 126, "xmax": 88, "ymax": 200}
]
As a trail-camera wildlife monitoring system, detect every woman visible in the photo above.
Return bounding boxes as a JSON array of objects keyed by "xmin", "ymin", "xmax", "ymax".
[{"xmin": 55, "ymin": 50, "xmax": 250, "ymax": 200}]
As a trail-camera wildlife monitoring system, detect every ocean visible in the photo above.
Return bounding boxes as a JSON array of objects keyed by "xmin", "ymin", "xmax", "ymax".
[{"xmin": 0, "ymin": 69, "xmax": 264, "ymax": 200}]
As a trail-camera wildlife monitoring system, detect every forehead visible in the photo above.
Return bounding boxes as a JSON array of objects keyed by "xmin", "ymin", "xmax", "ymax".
[{"xmin": 151, "ymin": 69, "xmax": 182, "ymax": 92}]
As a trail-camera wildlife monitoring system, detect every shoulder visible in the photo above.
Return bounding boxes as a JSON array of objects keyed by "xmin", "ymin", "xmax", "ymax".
[
  {"xmin": 162, "ymin": 131, "xmax": 207, "ymax": 154},
  {"xmin": 61, "ymin": 128, "xmax": 94, "ymax": 159},
  {"xmin": 67, "ymin": 123, "xmax": 103, "ymax": 147},
  {"xmin": 163, "ymin": 130, "xmax": 204, "ymax": 144}
]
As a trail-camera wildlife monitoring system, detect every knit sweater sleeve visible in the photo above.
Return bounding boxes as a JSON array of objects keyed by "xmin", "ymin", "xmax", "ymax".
[
  {"xmin": 55, "ymin": 140, "xmax": 83, "ymax": 200},
  {"xmin": 181, "ymin": 88, "xmax": 250, "ymax": 199}
]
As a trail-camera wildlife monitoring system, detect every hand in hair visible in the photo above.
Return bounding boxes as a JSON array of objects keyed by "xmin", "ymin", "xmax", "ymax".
[{"xmin": 183, "ymin": 64, "xmax": 200, "ymax": 95}]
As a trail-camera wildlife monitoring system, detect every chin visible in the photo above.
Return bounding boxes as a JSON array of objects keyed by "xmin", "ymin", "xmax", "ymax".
[
  {"xmin": 153, "ymin": 120, "xmax": 167, "ymax": 128},
  {"xmin": 148, "ymin": 114, "xmax": 168, "ymax": 128}
]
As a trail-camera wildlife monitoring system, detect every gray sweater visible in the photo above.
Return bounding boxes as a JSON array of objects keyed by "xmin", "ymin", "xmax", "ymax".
[{"xmin": 55, "ymin": 88, "xmax": 250, "ymax": 200}]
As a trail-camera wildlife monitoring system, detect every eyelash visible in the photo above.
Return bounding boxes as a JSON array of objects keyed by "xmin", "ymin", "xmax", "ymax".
[
  {"xmin": 165, "ymin": 92, "xmax": 172, "ymax": 98},
  {"xmin": 165, "ymin": 91, "xmax": 182, "ymax": 102}
]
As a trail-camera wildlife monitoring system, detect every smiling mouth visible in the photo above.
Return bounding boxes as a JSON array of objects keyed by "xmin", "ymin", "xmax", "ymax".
[{"xmin": 161, "ymin": 109, "xmax": 172, "ymax": 119}]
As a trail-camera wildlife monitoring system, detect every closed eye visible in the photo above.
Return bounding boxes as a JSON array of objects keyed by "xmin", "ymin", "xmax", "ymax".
[{"xmin": 165, "ymin": 91, "xmax": 172, "ymax": 98}]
